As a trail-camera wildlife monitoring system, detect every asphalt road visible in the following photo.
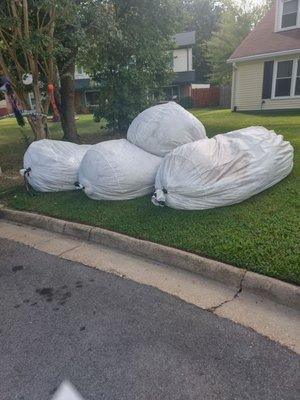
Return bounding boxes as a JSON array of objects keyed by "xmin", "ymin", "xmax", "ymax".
[{"xmin": 0, "ymin": 238, "xmax": 299, "ymax": 400}]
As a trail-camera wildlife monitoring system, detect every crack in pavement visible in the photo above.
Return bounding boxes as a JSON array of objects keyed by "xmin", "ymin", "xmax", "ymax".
[
  {"xmin": 207, "ymin": 270, "xmax": 247, "ymax": 313},
  {"xmin": 57, "ymin": 245, "xmax": 83, "ymax": 257}
]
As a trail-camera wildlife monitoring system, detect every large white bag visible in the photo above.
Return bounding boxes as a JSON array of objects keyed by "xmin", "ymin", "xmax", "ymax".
[
  {"xmin": 127, "ymin": 102, "xmax": 206, "ymax": 157},
  {"xmin": 20, "ymin": 139, "xmax": 91, "ymax": 192},
  {"xmin": 78, "ymin": 139, "xmax": 162, "ymax": 200},
  {"xmin": 152, "ymin": 127, "xmax": 294, "ymax": 210}
]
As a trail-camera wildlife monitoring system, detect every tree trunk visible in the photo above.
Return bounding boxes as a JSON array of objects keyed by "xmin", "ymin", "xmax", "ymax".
[
  {"xmin": 29, "ymin": 60, "xmax": 49, "ymax": 140},
  {"xmin": 27, "ymin": 115, "xmax": 48, "ymax": 140},
  {"xmin": 58, "ymin": 59, "xmax": 79, "ymax": 142},
  {"xmin": 17, "ymin": 88, "xmax": 48, "ymax": 140}
]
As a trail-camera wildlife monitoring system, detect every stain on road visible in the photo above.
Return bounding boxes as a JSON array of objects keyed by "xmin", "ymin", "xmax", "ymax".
[{"xmin": 0, "ymin": 238, "xmax": 299, "ymax": 400}]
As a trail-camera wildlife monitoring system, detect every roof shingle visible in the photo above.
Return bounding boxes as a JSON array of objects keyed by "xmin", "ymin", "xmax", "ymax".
[
  {"xmin": 174, "ymin": 31, "xmax": 196, "ymax": 47},
  {"xmin": 229, "ymin": 5, "xmax": 300, "ymax": 61}
]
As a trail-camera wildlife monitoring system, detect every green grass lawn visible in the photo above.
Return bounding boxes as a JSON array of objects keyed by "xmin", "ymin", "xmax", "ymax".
[
  {"xmin": 0, "ymin": 115, "xmax": 105, "ymax": 172},
  {"xmin": 0, "ymin": 109, "xmax": 299, "ymax": 284}
]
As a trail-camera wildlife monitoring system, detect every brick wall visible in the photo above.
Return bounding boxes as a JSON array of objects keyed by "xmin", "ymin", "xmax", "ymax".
[{"xmin": 0, "ymin": 107, "xmax": 9, "ymax": 117}]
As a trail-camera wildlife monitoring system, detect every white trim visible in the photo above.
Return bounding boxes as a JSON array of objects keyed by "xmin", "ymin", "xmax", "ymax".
[
  {"xmin": 228, "ymin": 49, "xmax": 300, "ymax": 63},
  {"xmin": 28, "ymin": 92, "xmax": 36, "ymax": 110},
  {"xmin": 271, "ymin": 61, "xmax": 278, "ymax": 98},
  {"xmin": 271, "ymin": 58, "xmax": 300, "ymax": 98},
  {"xmin": 75, "ymin": 66, "xmax": 90, "ymax": 80},
  {"xmin": 291, "ymin": 58, "xmax": 298, "ymax": 93},
  {"xmin": 276, "ymin": 0, "xmax": 300, "ymax": 32}
]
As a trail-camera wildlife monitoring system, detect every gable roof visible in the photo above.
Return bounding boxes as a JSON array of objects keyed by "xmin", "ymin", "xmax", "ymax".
[
  {"xmin": 174, "ymin": 31, "xmax": 196, "ymax": 47},
  {"xmin": 228, "ymin": 5, "xmax": 300, "ymax": 62}
]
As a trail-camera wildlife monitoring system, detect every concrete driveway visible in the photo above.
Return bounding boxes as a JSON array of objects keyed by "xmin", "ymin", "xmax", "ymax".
[{"xmin": 0, "ymin": 238, "xmax": 299, "ymax": 400}]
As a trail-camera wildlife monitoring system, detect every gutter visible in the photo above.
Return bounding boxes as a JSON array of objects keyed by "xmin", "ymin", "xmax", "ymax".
[
  {"xmin": 227, "ymin": 48, "xmax": 300, "ymax": 63},
  {"xmin": 1, "ymin": 206, "xmax": 299, "ymax": 311}
]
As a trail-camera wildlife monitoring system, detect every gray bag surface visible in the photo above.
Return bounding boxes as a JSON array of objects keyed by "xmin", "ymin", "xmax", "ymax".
[
  {"xmin": 79, "ymin": 139, "xmax": 162, "ymax": 200},
  {"xmin": 127, "ymin": 102, "xmax": 206, "ymax": 157},
  {"xmin": 153, "ymin": 127, "xmax": 294, "ymax": 210},
  {"xmin": 21, "ymin": 139, "xmax": 91, "ymax": 192}
]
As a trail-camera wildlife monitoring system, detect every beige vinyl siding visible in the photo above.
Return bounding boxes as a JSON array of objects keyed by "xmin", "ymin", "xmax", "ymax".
[
  {"xmin": 232, "ymin": 55, "xmax": 300, "ymax": 111},
  {"xmin": 233, "ymin": 61, "xmax": 264, "ymax": 111},
  {"xmin": 173, "ymin": 49, "xmax": 188, "ymax": 72},
  {"xmin": 263, "ymin": 97, "xmax": 300, "ymax": 109},
  {"xmin": 173, "ymin": 48, "xmax": 193, "ymax": 73}
]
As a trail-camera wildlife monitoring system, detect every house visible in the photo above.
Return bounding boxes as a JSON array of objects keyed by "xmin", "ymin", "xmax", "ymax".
[
  {"xmin": 228, "ymin": 0, "xmax": 300, "ymax": 111},
  {"xmin": 0, "ymin": 95, "xmax": 12, "ymax": 117},
  {"xmin": 74, "ymin": 67, "xmax": 101, "ymax": 113},
  {"xmin": 164, "ymin": 31, "xmax": 197, "ymax": 100},
  {"xmin": 0, "ymin": 99, "xmax": 8, "ymax": 117},
  {"xmin": 74, "ymin": 31, "xmax": 199, "ymax": 112}
]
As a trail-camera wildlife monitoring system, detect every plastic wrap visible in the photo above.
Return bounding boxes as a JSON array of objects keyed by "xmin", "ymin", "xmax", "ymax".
[
  {"xmin": 127, "ymin": 102, "xmax": 206, "ymax": 156},
  {"xmin": 153, "ymin": 127, "xmax": 294, "ymax": 210},
  {"xmin": 79, "ymin": 139, "xmax": 162, "ymax": 200},
  {"xmin": 20, "ymin": 139, "xmax": 91, "ymax": 192}
]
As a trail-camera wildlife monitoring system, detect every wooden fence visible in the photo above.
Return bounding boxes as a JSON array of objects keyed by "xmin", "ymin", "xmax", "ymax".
[
  {"xmin": 220, "ymin": 85, "xmax": 232, "ymax": 108},
  {"xmin": 191, "ymin": 85, "xmax": 232, "ymax": 108},
  {"xmin": 191, "ymin": 87, "xmax": 220, "ymax": 108}
]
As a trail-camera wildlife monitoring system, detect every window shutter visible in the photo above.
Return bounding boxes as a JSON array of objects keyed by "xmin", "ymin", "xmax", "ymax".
[{"xmin": 262, "ymin": 61, "xmax": 274, "ymax": 99}]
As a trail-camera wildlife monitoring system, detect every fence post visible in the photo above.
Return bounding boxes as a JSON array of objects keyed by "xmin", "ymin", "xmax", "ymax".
[{"xmin": 219, "ymin": 85, "xmax": 232, "ymax": 109}]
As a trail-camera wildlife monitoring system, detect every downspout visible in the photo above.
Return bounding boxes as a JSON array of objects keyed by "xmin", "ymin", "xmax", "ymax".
[
  {"xmin": 187, "ymin": 48, "xmax": 189, "ymax": 71},
  {"xmin": 231, "ymin": 62, "xmax": 238, "ymax": 111}
]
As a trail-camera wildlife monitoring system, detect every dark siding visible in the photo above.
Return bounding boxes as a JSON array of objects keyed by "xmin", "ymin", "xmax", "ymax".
[{"xmin": 262, "ymin": 61, "xmax": 274, "ymax": 99}]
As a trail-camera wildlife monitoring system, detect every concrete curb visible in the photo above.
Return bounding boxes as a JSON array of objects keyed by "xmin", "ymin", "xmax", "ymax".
[{"xmin": 0, "ymin": 206, "xmax": 299, "ymax": 311}]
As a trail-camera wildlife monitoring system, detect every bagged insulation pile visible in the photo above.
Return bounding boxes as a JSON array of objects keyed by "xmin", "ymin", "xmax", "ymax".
[
  {"xmin": 78, "ymin": 139, "xmax": 161, "ymax": 200},
  {"xmin": 20, "ymin": 139, "xmax": 91, "ymax": 192},
  {"xmin": 127, "ymin": 102, "xmax": 206, "ymax": 157},
  {"xmin": 152, "ymin": 127, "xmax": 294, "ymax": 210}
]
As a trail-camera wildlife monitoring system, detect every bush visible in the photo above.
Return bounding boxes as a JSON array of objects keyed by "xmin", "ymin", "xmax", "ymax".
[{"xmin": 93, "ymin": 106, "xmax": 101, "ymax": 123}]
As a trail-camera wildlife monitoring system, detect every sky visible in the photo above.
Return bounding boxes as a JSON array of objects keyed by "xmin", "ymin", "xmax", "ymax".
[{"xmin": 235, "ymin": 0, "xmax": 267, "ymax": 7}]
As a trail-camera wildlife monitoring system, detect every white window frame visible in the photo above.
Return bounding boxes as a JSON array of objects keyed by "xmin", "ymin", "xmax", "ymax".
[
  {"xmin": 28, "ymin": 92, "xmax": 36, "ymax": 110},
  {"xmin": 271, "ymin": 58, "xmax": 300, "ymax": 99},
  {"xmin": 277, "ymin": 0, "xmax": 300, "ymax": 31},
  {"xmin": 75, "ymin": 66, "xmax": 84, "ymax": 75},
  {"xmin": 75, "ymin": 66, "xmax": 90, "ymax": 80}
]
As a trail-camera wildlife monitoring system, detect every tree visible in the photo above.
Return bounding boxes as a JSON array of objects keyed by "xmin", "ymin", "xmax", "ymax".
[
  {"xmin": 54, "ymin": 0, "xmax": 88, "ymax": 142},
  {"xmin": 206, "ymin": 0, "xmax": 273, "ymax": 85},
  {"xmin": 81, "ymin": 0, "xmax": 184, "ymax": 133},
  {"xmin": 0, "ymin": 0, "xmax": 56, "ymax": 139},
  {"xmin": 183, "ymin": 0, "xmax": 222, "ymax": 82}
]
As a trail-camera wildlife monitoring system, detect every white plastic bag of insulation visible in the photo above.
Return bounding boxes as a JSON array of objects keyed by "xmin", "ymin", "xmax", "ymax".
[
  {"xmin": 78, "ymin": 139, "xmax": 162, "ymax": 200},
  {"xmin": 127, "ymin": 102, "xmax": 206, "ymax": 157},
  {"xmin": 20, "ymin": 139, "xmax": 91, "ymax": 192},
  {"xmin": 152, "ymin": 127, "xmax": 294, "ymax": 210}
]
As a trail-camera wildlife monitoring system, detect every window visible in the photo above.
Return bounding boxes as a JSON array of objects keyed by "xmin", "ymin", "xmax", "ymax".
[
  {"xmin": 28, "ymin": 93, "xmax": 36, "ymax": 110},
  {"xmin": 280, "ymin": 0, "xmax": 299, "ymax": 29},
  {"xmin": 85, "ymin": 91, "xmax": 100, "ymax": 107},
  {"xmin": 275, "ymin": 60, "xmax": 293, "ymax": 96},
  {"xmin": 163, "ymin": 85, "xmax": 180, "ymax": 101},
  {"xmin": 273, "ymin": 59, "xmax": 300, "ymax": 98},
  {"xmin": 75, "ymin": 66, "xmax": 84, "ymax": 75}
]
